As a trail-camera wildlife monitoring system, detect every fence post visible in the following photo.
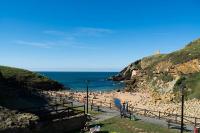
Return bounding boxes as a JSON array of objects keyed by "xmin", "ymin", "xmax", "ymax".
[
  {"xmin": 159, "ymin": 111, "xmax": 161, "ymax": 119},
  {"xmin": 175, "ymin": 114, "xmax": 178, "ymax": 123},
  {"xmin": 98, "ymin": 106, "xmax": 100, "ymax": 112},
  {"xmin": 84, "ymin": 104, "xmax": 85, "ymax": 114},
  {"xmin": 110, "ymin": 102, "xmax": 112, "ymax": 109},
  {"xmin": 55, "ymin": 104, "xmax": 58, "ymax": 113},
  {"xmin": 195, "ymin": 117, "xmax": 197, "ymax": 127},
  {"xmin": 62, "ymin": 99, "xmax": 65, "ymax": 106},
  {"xmin": 144, "ymin": 109, "xmax": 147, "ymax": 116},
  {"xmin": 67, "ymin": 108, "xmax": 69, "ymax": 117},
  {"xmin": 91, "ymin": 104, "xmax": 93, "ymax": 111}
]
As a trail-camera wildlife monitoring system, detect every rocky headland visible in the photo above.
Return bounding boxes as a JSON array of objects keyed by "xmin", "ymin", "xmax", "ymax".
[{"xmin": 106, "ymin": 38, "xmax": 200, "ymax": 119}]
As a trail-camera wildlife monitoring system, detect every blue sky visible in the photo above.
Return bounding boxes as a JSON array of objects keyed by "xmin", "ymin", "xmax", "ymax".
[{"xmin": 0, "ymin": 0, "xmax": 200, "ymax": 71}]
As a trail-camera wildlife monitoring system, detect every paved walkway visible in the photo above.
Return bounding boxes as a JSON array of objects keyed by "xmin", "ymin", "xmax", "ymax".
[{"xmin": 90, "ymin": 107, "xmax": 119, "ymax": 123}]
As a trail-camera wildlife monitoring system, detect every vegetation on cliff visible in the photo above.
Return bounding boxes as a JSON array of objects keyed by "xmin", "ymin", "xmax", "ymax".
[
  {"xmin": 0, "ymin": 65, "xmax": 65, "ymax": 109},
  {"xmin": 114, "ymin": 38, "xmax": 200, "ymax": 99},
  {"xmin": 0, "ymin": 66, "xmax": 66, "ymax": 131},
  {"xmin": 0, "ymin": 65, "xmax": 64, "ymax": 91}
]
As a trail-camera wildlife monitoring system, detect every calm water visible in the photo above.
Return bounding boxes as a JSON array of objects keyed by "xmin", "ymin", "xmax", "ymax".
[{"xmin": 38, "ymin": 72, "xmax": 124, "ymax": 92}]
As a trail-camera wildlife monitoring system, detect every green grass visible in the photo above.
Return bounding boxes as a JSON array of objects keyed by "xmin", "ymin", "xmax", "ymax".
[
  {"xmin": 142, "ymin": 38, "xmax": 200, "ymax": 69},
  {"xmin": 0, "ymin": 65, "xmax": 64, "ymax": 109},
  {"xmin": 185, "ymin": 72, "xmax": 200, "ymax": 99},
  {"xmin": 0, "ymin": 65, "xmax": 64, "ymax": 90},
  {"xmin": 173, "ymin": 72, "xmax": 200, "ymax": 99},
  {"xmin": 91, "ymin": 117, "xmax": 179, "ymax": 133}
]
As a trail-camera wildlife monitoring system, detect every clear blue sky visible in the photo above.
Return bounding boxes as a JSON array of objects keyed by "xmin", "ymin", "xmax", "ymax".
[{"xmin": 0, "ymin": 0, "xmax": 200, "ymax": 71}]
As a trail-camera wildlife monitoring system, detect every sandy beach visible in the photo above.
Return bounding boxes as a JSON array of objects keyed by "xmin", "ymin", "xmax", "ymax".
[{"xmin": 44, "ymin": 89, "xmax": 200, "ymax": 118}]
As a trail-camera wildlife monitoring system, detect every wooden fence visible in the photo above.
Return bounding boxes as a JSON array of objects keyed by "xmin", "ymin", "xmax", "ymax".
[
  {"xmin": 18, "ymin": 104, "xmax": 85, "ymax": 121},
  {"xmin": 27, "ymin": 89, "xmax": 200, "ymax": 127},
  {"xmin": 17, "ymin": 88, "xmax": 86, "ymax": 122},
  {"xmin": 128, "ymin": 106, "xmax": 200, "ymax": 127},
  {"xmin": 72, "ymin": 95, "xmax": 200, "ymax": 126}
]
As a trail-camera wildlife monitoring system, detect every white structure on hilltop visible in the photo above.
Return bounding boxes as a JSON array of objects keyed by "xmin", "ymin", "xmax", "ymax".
[{"xmin": 154, "ymin": 50, "xmax": 160, "ymax": 55}]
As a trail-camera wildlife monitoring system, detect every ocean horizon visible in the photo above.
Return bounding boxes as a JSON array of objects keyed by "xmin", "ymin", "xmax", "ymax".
[{"xmin": 38, "ymin": 72, "xmax": 124, "ymax": 92}]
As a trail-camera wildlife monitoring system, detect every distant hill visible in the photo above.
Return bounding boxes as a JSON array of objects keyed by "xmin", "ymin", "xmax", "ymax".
[
  {"xmin": 0, "ymin": 66, "xmax": 64, "ymax": 91},
  {"xmin": 112, "ymin": 38, "xmax": 200, "ymax": 99}
]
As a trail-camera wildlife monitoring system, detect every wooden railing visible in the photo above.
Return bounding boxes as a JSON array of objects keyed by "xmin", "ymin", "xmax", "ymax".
[
  {"xmin": 72, "ymin": 95, "xmax": 117, "ymax": 110},
  {"xmin": 26, "ymin": 88, "xmax": 200, "ymax": 126},
  {"xmin": 17, "ymin": 88, "xmax": 86, "ymax": 121},
  {"xmin": 128, "ymin": 106, "xmax": 200, "ymax": 126},
  {"xmin": 18, "ymin": 104, "xmax": 85, "ymax": 121},
  {"xmin": 72, "ymin": 95, "xmax": 200, "ymax": 126}
]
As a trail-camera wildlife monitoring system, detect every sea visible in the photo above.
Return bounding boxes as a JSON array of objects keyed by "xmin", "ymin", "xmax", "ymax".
[{"xmin": 38, "ymin": 72, "xmax": 124, "ymax": 92}]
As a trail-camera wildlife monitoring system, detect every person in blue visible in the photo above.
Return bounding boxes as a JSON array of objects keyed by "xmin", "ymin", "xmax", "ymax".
[{"xmin": 120, "ymin": 102, "xmax": 126, "ymax": 118}]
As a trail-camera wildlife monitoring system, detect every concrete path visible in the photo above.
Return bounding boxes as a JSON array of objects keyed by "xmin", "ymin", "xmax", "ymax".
[{"xmin": 90, "ymin": 107, "xmax": 119, "ymax": 123}]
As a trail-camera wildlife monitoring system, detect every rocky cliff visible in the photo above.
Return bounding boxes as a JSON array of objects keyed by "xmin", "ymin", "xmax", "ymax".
[{"xmin": 112, "ymin": 38, "xmax": 200, "ymax": 99}]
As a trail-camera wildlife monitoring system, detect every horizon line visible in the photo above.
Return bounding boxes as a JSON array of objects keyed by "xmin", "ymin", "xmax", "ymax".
[{"xmin": 35, "ymin": 70, "xmax": 120, "ymax": 72}]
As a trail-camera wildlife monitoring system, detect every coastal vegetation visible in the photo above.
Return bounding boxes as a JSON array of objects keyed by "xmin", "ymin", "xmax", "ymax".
[
  {"xmin": 0, "ymin": 65, "xmax": 64, "ymax": 91},
  {"xmin": 112, "ymin": 38, "xmax": 200, "ymax": 99},
  {"xmin": 173, "ymin": 72, "xmax": 200, "ymax": 99},
  {"xmin": 0, "ymin": 65, "xmax": 65, "ymax": 109}
]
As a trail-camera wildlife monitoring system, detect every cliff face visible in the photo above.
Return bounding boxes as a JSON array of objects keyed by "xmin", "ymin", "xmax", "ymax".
[{"xmin": 113, "ymin": 38, "xmax": 200, "ymax": 99}]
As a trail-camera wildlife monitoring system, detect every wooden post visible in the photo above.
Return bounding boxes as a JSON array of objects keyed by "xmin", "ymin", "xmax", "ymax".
[
  {"xmin": 54, "ymin": 98, "xmax": 56, "ymax": 104},
  {"xmin": 55, "ymin": 104, "xmax": 58, "ymax": 113},
  {"xmin": 91, "ymin": 104, "xmax": 93, "ymax": 111},
  {"xmin": 159, "ymin": 111, "xmax": 161, "ymax": 119},
  {"xmin": 195, "ymin": 117, "xmax": 197, "ymax": 127},
  {"xmin": 62, "ymin": 99, "xmax": 65, "ymax": 106},
  {"xmin": 110, "ymin": 102, "xmax": 112, "ymax": 109},
  {"xmin": 175, "ymin": 114, "xmax": 178, "ymax": 123},
  {"xmin": 67, "ymin": 108, "xmax": 69, "ymax": 117},
  {"xmin": 84, "ymin": 104, "xmax": 85, "ymax": 114},
  {"xmin": 127, "ymin": 102, "xmax": 129, "ymax": 112},
  {"xmin": 167, "ymin": 120, "xmax": 170, "ymax": 129},
  {"xmin": 144, "ymin": 109, "xmax": 147, "ymax": 116},
  {"xmin": 98, "ymin": 106, "xmax": 100, "ymax": 112}
]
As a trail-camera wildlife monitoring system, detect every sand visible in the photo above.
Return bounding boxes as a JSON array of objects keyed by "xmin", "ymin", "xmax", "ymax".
[{"xmin": 44, "ymin": 90, "xmax": 200, "ymax": 120}]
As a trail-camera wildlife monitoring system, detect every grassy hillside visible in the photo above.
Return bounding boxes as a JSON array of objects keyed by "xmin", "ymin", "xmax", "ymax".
[
  {"xmin": 142, "ymin": 38, "xmax": 200, "ymax": 69},
  {"xmin": 142, "ymin": 38, "xmax": 200, "ymax": 99},
  {"xmin": 116, "ymin": 38, "xmax": 200, "ymax": 99},
  {"xmin": 0, "ymin": 65, "xmax": 64, "ymax": 90},
  {"xmin": 0, "ymin": 65, "xmax": 64, "ymax": 109},
  {"xmin": 173, "ymin": 72, "xmax": 200, "ymax": 99}
]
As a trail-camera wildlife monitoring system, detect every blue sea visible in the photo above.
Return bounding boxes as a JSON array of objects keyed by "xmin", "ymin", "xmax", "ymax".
[{"xmin": 38, "ymin": 72, "xmax": 124, "ymax": 92}]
